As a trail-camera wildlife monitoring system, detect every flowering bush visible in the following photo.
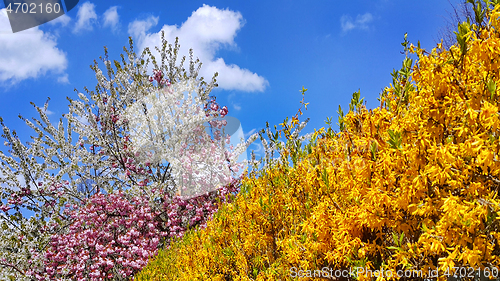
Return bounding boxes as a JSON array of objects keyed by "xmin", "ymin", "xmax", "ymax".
[
  {"xmin": 0, "ymin": 34, "xmax": 255, "ymax": 280},
  {"xmin": 136, "ymin": 2, "xmax": 500, "ymax": 281},
  {"xmin": 41, "ymin": 191, "xmax": 161, "ymax": 280}
]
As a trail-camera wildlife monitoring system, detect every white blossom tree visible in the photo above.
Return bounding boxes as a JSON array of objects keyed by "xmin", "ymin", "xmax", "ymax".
[{"xmin": 0, "ymin": 33, "xmax": 256, "ymax": 280}]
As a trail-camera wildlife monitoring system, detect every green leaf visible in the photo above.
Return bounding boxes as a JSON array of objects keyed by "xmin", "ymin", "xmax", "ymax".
[
  {"xmin": 349, "ymin": 90, "xmax": 364, "ymax": 112},
  {"xmin": 321, "ymin": 167, "xmax": 330, "ymax": 188},
  {"xmin": 253, "ymin": 268, "xmax": 259, "ymax": 278},
  {"xmin": 370, "ymin": 141, "xmax": 378, "ymax": 161},
  {"xmin": 421, "ymin": 222, "xmax": 428, "ymax": 232},
  {"xmin": 454, "ymin": 21, "xmax": 471, "ymax": 55},
  {"xmin": 337, "ymin": 105, "xmax": 345, "ymax": 131},
  {"xmin": 386, "ymin": 129, "xmax": 402, "ymax": 150},
  {"xmin": 392, "ymin": 232, "xmax": 399, "ymax": 246},
  {"xmin": 487, "ymin": 78, "xmax": 497, "ymax": 100},
  {"xmin": 388, "ymin": 246, "xmax": 402, "ymax": 252},
  {"xmin": 222, "ymin": 247, "xmax": 234, "ymax": 257}
]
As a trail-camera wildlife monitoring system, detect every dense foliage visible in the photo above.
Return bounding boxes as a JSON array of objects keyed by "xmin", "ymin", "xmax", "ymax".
[{"xmin": 136, "ymin": 2, "xmax": 500, "ymax": 280}]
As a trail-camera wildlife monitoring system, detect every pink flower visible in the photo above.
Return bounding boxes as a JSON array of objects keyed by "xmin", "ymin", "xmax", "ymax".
[
  {"xmin": 220, "ymin": 106, "xmax": 228, "ymax": 117},
  {"xmin": 0, "ymin": 205, "xmax": 10, "ymax": 212}
]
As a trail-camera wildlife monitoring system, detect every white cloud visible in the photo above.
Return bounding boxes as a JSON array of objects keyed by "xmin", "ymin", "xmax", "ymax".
[
  {"xmin": 127, "ymin": 4, "xmax": 268, "ymax": 92},
  {"xmin": 48, "ymin": 14, "xmax": 71, "ymax": 27},
  {"xmin": 0, "ymin": 9, "xmax": 67, "ymax": 84},
  {"xmin": 204, "ymin": 58, "xmax": 267, "ymax": 92},
  {"xmin": 232, "ymin": 103, "xmax": 241, "ymax": 111},
  {"xmin": 57, "ymin": 73, "xmax": 69, "ymax": 84},
  {"xmin": 42, "ymin": 108, "xmax": 54, "ymax": 116},
  {"xmin": 103, "ymin": 6, "xmax": 119, "ymax": 32},
  {"xmin": 128, "ymin": 15, "xmax": 158, "ymax": 42},
  {"xmin": 73, "ymin": 2, "xmax": 97, "ymax": 33},
  {"xmin": 341, "ymin": 13, "xmax": 374, "ymax": 33},
  {"xmin": 244, "ymin": 128, "xmax": 256, "ymax": 139},
  {"xmin": 249, "ymin": 142, "xmax": 263, "ymax": 155}
]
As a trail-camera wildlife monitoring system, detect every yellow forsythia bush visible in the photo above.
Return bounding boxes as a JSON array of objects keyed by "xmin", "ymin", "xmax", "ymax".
[{"xmin": 136, "ymin": 3, "xmax": 500, "ymax": 281}]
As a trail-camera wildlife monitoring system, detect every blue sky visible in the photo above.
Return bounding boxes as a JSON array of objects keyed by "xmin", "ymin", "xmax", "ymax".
[{"xmin": 0, "ymin": 0, "xmax": 464, "ymax": 157}]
